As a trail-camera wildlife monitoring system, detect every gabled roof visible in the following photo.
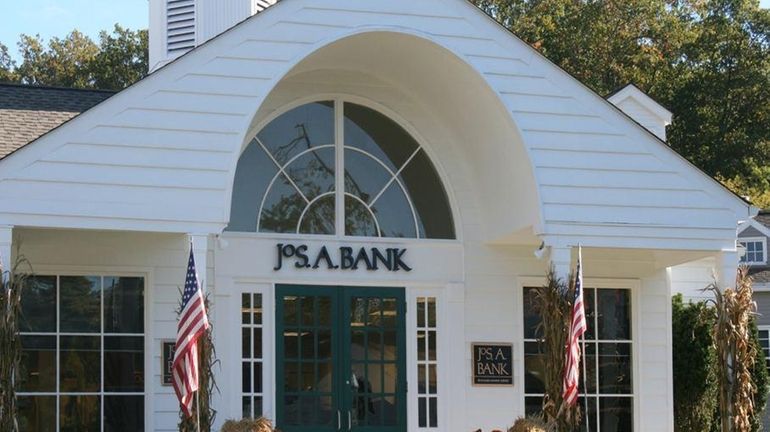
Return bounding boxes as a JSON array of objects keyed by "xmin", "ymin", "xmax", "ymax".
[{"xmin": 0, "ymin": 83, "xmax": 115, "ymax": 158}]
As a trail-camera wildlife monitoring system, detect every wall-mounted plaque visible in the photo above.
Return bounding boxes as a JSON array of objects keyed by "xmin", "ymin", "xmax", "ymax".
[
  {"xmin": 162, "ymin": 340, "xmax": 176, "ymax": 386},
  {"xmin": 472, "ymin": 343, "xmax": 513, "ymax": 386}
]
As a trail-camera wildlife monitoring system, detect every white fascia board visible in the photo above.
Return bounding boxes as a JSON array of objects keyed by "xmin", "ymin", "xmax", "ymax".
[
  {"xmin": 607, "ymin": 84, "xmax": 673, "ymax": 124},
  {"xmin": 738, "ymin": 219, "xmax": 770, "ymax": 239}
]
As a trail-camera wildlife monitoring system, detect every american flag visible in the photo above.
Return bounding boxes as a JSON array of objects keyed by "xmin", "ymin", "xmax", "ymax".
[
  {"xmin": 562, "ymin": 246, "xmax": 587, "ymax": 406},
  {"xmin": 172, "ymin": 245, "xmax": 209, "ymax": 417}
]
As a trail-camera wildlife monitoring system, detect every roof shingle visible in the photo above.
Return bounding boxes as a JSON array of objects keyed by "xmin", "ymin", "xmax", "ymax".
[{"xmin": 0, "ymin": 83, "xmax": 115, "ymax": 159}]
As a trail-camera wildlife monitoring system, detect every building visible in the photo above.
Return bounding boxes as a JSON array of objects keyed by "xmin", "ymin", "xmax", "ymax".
[{"xmin": 0, "ymin": 1, "xmax": 756, "ymax": 431}]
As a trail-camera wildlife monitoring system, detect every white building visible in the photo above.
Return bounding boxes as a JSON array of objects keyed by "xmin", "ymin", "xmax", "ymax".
[{"xmin": 0, "ymin": 1, "xmax": 755, "ymax": 431}]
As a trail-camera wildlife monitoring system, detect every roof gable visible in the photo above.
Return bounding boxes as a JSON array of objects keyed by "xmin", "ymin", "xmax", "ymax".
[{"xmin": 0, "ymin": 0, "xmax": 752, "ymax": 250}]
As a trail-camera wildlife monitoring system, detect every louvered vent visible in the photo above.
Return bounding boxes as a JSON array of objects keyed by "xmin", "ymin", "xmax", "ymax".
[
  {"xmin": 167, "ymin": 0, "xmax": 196, "ymax": 54},
  {"xmin": 254, "ymin": 0, "xmax": 279, "ymax": 12}
]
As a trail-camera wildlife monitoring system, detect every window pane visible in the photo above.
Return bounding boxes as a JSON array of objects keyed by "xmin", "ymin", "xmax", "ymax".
[
  {"xmin": 345, "ymin": 149, "xmax": 392, "ymax": 204},
  {"xmin": 104, "ymin": 396, "xmax": 144, "ymax": 432},
  {"xmin": 599, "ymin": 397, "xmax": 633, "ymax": 432},
  {"xmin": 285, "ymin": 148, "xmax": 335, "ymax": 201},
  {"xmin": 299, "ymin": 195, "xmax": 335, "ymax": 235},
  {"xmin": 258, "ymin": 101, "xmax": 335, "ymax": 164},
  {"xmin": 597, "ymin": 289, "xmax": 631, "ymax": 340},
  {"xmin": 104, "ymin": 277, "xmax": 144, "ymax": 334},
  {"xmin": 399, "ymin": 149, "xmax": 454, "ymax": 239},
  {"xmin": 20, "ymin": 336, "xmax": 56, "ymax": 392},
  {"xmin": 345, "ymin": 195, "xmax": 378, "ymax": 237},
  {"xmin": 523, "ymin": 287, "xmax": 542, "ymax": 339},
  {"xmin": 578, "ymin": 397, "xmax": 599, "ymax": 432},
  {"xmin": 524, "ymin": 341, "xmax": 546, "ymax": 394},
  {"xmin": 260, "ymin": 173, "xmax": 306, "ymax": 233},
  {"xmin": 60, "ymin": 276, "xmax": 101, "ymax": 333},
  {"xmin": 20, "ymin": 276, "xmax": 56, "ymax": 333},
  {"xmin": 228, "ymin": 140, "xmax": 279, "ymax": 232},
  {"xmin": 371, "ymin": 182, "xmax": 417, "ymax": 238},
  {"xmin": 18, "ymin": 395, "xmax": 56, "ymax": 432},
  {"xmin": 525, "ymin": 396, "xmax": 543, "ymax": 417},
  {"xmin": 60, "ymin": 336, "xmax": 100, "ymax": 392},
  {"xmin": 60, "ymin": 395, "xmax": 100, "ymax": 432},
  {"xmin": 598, "ymin": 343, "xmax": 632, "ymax": 394},
  {"xmin": 104, "ymin": 336, "xmax": 144, "ymax": 392},
  {"xmin": 584, "ymin": 289, "xmax": 596, "ymax": 341},
  {"xmin": 344, "ymin": 103, "xmax": 417, "ymax": 174},
  {"xmin": 253, "ymin": 294, "xmax": 263, "ymax": 325}
]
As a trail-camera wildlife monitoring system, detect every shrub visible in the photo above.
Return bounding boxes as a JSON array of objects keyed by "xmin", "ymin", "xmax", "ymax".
[
  {"xmin": 508, "ymin": 414, "xmax": 555, "ymax": 432},
  {"xmin": 220, "ymin": 417, "xmax": 275, "ymax": 432}
]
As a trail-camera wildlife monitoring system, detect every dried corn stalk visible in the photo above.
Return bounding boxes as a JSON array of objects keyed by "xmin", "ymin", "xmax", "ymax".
[
  {"xmin": 0, "ymin": 251, "xmax": 30, "ymax": 432},
  {"xmin": 530, "ymin": 267, "xmax": 579, "ymax": 431},
  {"xmin": 707, "ymin": 267, "xmax": 757, "ymax": 432}
]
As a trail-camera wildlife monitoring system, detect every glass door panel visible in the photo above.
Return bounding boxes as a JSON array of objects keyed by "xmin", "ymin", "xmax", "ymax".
[{"xmin": 276, "ymin": 285, "xmax": 405, "ymax": 432}]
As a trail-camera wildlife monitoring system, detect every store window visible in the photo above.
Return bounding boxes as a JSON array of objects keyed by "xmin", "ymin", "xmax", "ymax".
[
  {"xmin": 523, "ymin": 286, "xmax": 633, "ymax": 432},
  {"xmin": 17, "ymin": 275, "xmax": 145, "ymax": 432},
  {"xmin": 242, "ymin": 292, "xmax": 265, "ymax": 418},
  {"xmin": 228, "ymin": 100, "xmax": 455, "ymax": 239},
  {"xmin": 416, "ymin": 297, "xmax": 438, "ymax": 429}
]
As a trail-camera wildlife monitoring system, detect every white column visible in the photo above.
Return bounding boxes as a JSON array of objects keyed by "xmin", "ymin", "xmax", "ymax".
[
  {"xmin": 717, "ymin": 250, "xmax": 740, "ymax": 288},
  {"xmin": 0, "ymin": 225, "xmax": 12, "ymax": 281},
  {"xmin": 549, "ymin": 246, "xmax": 572, "ymax": 281},
  {"xmin": 188, "ymin": 234, "xmax": 209, "ymax": 293}
]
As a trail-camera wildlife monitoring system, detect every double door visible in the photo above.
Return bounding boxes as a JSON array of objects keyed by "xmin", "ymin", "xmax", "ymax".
[{"xmin": 275, "ymin": 285, "xmax": 407, "ymax": 432}]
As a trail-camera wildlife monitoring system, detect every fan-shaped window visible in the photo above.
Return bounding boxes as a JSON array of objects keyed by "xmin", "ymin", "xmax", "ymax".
[{"xmin": 228, "ymin": 100, "xmax": 455, "ymax": 239}]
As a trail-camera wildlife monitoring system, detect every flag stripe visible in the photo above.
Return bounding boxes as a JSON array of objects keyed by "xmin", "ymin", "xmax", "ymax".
[
  {"xmin": 172, "ymin": 245, "xmax": 209, "ymax": 418},
  {"xmin": 562, "ymin": 246, "xmax": 587, "ymax": 406}
]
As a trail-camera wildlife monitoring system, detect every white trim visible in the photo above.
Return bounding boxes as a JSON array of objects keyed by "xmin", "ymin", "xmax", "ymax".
[
  {"xmin": 606, "ymin": 84, "xmax": 673, "ymax": 124},
  {"xmin": 516, "ymin": 276, "xmax": 640, "ymax": 432},
  {"xmin": 17, "ymin": 267, "xmax": 152, "ymax": 432},
  {"xmin": 738, "ymin": 237, "xmax": 767, "ymax": 265},
  {"xmin": 738, "ymin": 218, "xmax": 770, "ymax": 239}
]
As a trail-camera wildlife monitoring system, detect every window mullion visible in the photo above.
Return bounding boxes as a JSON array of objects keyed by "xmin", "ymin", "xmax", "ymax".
[{"xmin": 335, "ymin": 100, "xmax": 345, "ymax": 237}]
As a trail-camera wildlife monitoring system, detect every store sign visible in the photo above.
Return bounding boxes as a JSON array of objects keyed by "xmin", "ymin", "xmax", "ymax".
[
  {"xmin": 472, "ymin": 343, "xmax": 513, "ymax": 386},
  {"xmin": 274, "ymin": 243, "xmax": 412, "ymax": 272},
  {"xmin": 161, "ymin": 340, "xmax": 176, "ymax": 386}
]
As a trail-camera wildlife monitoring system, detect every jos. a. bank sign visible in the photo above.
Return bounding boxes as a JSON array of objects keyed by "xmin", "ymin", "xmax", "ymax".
[{"xmin": 274, "ymin": 243, "xmax": 412, "ymax": 272}]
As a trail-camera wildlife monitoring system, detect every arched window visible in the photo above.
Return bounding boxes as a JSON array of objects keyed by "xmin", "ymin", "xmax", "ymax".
[{"xmin": 228, "ymin": 100, "xmax": 455, "ymax": 239}]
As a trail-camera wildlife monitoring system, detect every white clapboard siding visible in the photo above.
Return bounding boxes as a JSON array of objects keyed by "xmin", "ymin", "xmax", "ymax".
[{"xmin": 0, "ymin": 0, "xmax": 747, "ymax": 251}]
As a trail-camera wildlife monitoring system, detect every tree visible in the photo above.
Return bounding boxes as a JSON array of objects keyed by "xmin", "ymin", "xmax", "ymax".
[
  {"xmin": 474, "ymin": 0, "xmax": 770, "ymax": 209},
  {"xmin": 0, "ymin": 43, "xmax": 17, "ymax": 83},
  {"xmin": 6, "ymin": 25, "xmax": 148, "ymax": 90},
  {"xmin": 90, "ymin": 25, "xmax": 148, "ymax": 90}
]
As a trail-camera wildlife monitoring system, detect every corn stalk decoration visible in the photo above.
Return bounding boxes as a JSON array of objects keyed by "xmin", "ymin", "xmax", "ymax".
[
  {"xmin": 706, "ymin": 267, "xmax": 757, "ymax": 432},
  {"xmin": 0, "ymin": 252, "xmax": 30, "ymax": 432},
  {"xmin": 530, "ymin": 267, "xmax": 579, "ymax": 431},
  {"xmin": 178, "ymin": 294, "xmax": 219, "ymax": 432}
]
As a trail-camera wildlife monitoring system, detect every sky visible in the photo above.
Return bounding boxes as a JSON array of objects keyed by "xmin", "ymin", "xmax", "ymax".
[
  {"xmin": 0, "ymin": 0, "xmax": 149, "ymax": 62},
  {"xmin": 1, "ymin": 0, "xmax": 769, "ymax": 63}
]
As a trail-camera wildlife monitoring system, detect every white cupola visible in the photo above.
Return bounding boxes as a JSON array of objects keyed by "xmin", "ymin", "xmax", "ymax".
[
  {"xmin": 607, "ymin": 84, "xmax": 673, "ymax": 141},
  {"xmin": 148, "ymin": 0, "xmax": 278, "ymax": 71}
]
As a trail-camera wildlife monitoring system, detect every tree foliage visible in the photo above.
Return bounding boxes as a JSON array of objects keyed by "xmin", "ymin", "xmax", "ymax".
[
  {"xmin": 1, "ymin": 24, "xmax": 147, "ymax": 90},
  {"xmin": 474, "ymin": 0, "xmax": 770, "ymax": 207}
]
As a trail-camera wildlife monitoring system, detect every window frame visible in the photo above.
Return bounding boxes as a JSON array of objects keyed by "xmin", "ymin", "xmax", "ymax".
[
  {"xmin": 234, "ymin": 94, "xmax": 459, "ymax": 242},
  {"xmin": 757, "ymin": 326, "xmax": 770, "ymax": 376},
  {"xmin": 16, "ymin": 267, "xmax": 151, "ymax": 432},
  {"xmin": 739, "ymin": 237, "xmax": 767, "ymax": 265},
  {"xmin": 517, "ymin": 277, "xmax": 640, "ymax": 432}
]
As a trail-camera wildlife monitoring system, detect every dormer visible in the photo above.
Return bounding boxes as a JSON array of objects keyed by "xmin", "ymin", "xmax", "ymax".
[
  {"xmin": 607, "ymin": 84, "xmax": 673, "ymax": 141},
  {"xmin": 148, "ymin": 0, "xmax": 278, "ymax": 71}
]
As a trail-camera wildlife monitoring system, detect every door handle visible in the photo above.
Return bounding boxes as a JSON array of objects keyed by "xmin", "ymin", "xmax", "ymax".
[
  {"xmin": 337, "ymin": 410, "xmax": 341, "ymax": 430},
  {"xmin": 348, "ymin": 410, "xmax": 352, "ymax": 430}
]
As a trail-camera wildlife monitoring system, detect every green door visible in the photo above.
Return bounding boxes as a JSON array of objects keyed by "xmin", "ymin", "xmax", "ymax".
[{"xmin": 276, "ymin": 285, "xmax": 407, "ymax": 432}]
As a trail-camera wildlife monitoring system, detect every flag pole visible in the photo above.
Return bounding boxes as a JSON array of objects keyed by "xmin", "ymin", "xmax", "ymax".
[
  {"xmin": 581, "ymin": 333, "xmax": 589, "ymax": 431},
  {"xmin": 578, "ymin": 244, "xmax": 589, "ymax": 432},
  {"xmin": 196, "ymin": 389, "xmax": 201, "ymax": 432}
]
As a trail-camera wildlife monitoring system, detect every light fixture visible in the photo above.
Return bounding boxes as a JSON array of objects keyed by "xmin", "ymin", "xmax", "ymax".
[{"xmin": 534, "ymin": 241, "xmax": 547, "ymax": 259}]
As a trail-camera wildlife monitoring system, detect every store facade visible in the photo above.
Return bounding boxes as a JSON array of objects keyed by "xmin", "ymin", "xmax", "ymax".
[{"xmin": 0, "ymin": 0, "xmax": 754, "ymax": 431}]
